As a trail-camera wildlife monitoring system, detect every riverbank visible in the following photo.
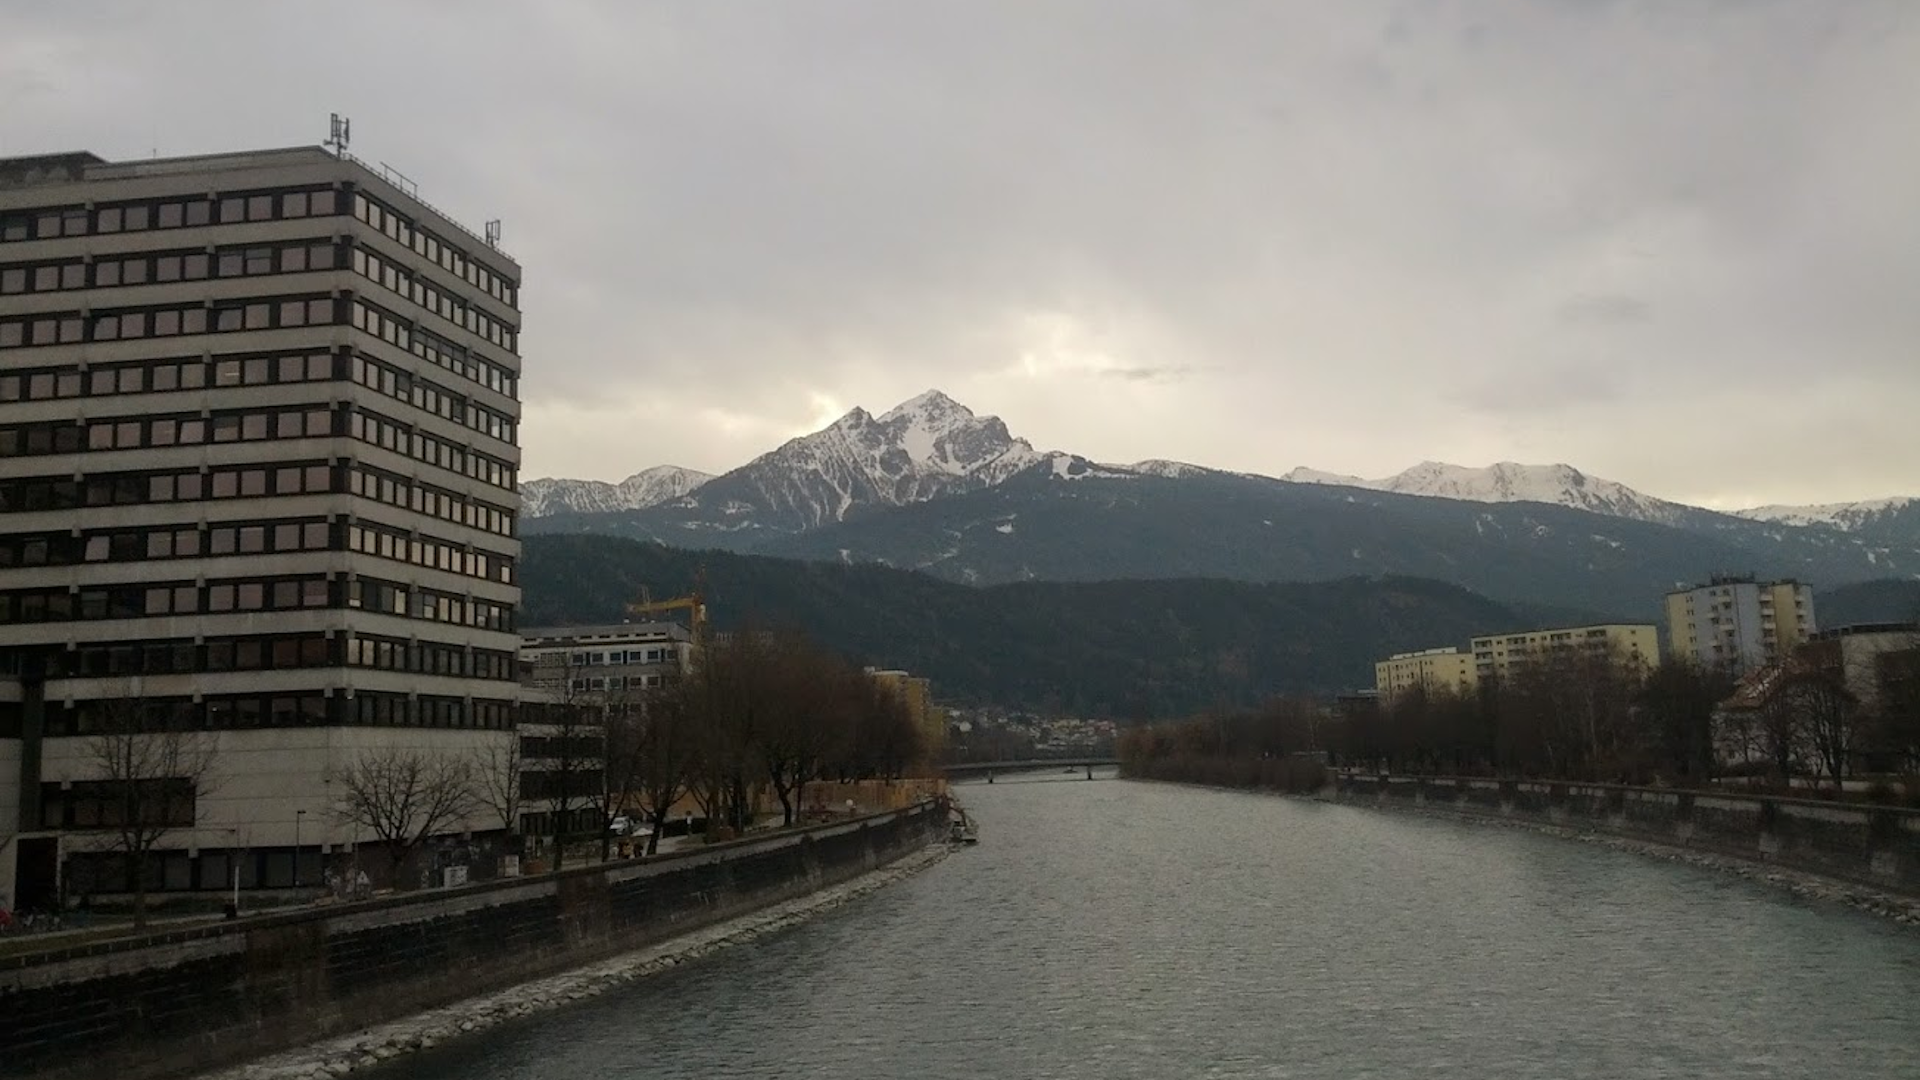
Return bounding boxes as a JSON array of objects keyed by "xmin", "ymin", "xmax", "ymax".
[
  {"xmin": 2, "ymin": 802, "xmax": 949, "ymax": 1080},
  {"xmin": 196, "ymin": 842, "xmax": 956, "ymax": 1080},
  {"xmin": 1357, "ymin": 796, "xmax": 1920, "ymax": 927}
]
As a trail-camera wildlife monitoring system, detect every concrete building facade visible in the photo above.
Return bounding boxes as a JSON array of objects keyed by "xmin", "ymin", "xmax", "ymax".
[
  {"xmin": 1373, "ymin": 647, "xmax": 1479, "ymax": 703},
  {"xmin": 515, "ymin": 623, "xmax": 695, "ymax": 844},
  {"xmin": 1470, "ymin": 623, "xmax": 1660, "ymax": 683},
  {"xmin": 1, "ymin": 146, "xmax": 523, "ymax": 910},
  {"xmin": 1666, "ymin": 575, "xmax": 1816, "ymax": 674}
]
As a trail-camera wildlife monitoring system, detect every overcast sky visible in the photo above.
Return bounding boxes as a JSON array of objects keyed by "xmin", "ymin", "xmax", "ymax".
[{"xmin": 6, "ymin": 1, "xmax": 1916, "ymax": 509}]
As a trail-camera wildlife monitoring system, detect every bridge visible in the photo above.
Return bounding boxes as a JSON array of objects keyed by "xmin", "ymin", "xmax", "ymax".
[{"xmin": 942, "ymin": 758, "xmax": 1120, "ymax": 781}]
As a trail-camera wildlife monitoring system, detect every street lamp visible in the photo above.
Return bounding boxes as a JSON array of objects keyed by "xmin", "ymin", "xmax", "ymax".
[{"xmin": 294, "ymin": 809, "xmax": 307, "ymax": 888}]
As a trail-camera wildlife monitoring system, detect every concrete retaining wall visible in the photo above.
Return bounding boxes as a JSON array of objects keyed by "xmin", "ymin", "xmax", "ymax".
[
  {"xmin": 1333, "ymin": 775, "xmax": 1920, "ymax": 895},
  {"xmin": 0, "ymin": 801, "xmax": 946, "ymax": 1080}
]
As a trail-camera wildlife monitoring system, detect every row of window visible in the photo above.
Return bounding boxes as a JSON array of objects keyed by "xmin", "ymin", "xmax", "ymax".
[
  {"xmin": 0, "ymin": 403, "xmax": 332, "ymax": 456},
  {"xmin": 1, "ymin": 400, "xmax": 514, "ymax": 489},
  {"xmin": 0, "ymin": 187, "xmax": 340, "ymax": 245},
  {"xmin": 560, "ymin": 647, "xmax": 684, "ymax": 666},
  {"xmin": 350, "ymin": 576, "xmax": 515, "ymax": 632},
  {"xmin": 0, "ymin": 514, "xmax": 511, "ymax": 586},
  {"xmin": 0, "ymin": 293, "xmax": 336, "ymax": 349},
  {"xmin": 351, "ymin": 407, "xmax": 516, "ymax": 491},
  {"xmin": 351, "ymin": 352, "xmax": 517, "ymax": 445},
  {"xmin": 347, "ymin": 635, "xmax": 518, "ymax": 680},
  {"xmin": 0, "ymin": 574, "xmax": 328, "ymax": 624},
  {"xmin": 352, "ymin": 191, "xmax": 517, "ymax": 308},
  {"xmin": 347, "ymin": 464, "xmax": 517, "ymax": 537},
  {"xmin": 0, "ymin": 457, "xmax": 518, "ymax": 539},
  {"xmin": 351, "ymin": 297, "xmax": 517, "ymax": 398},
  {"xmin": 353, "ymin": 244, "xmax": 517, "ymax": 352},
  {"xmin": 0, "ymin": 347, "xmax": 514, "ymax": 451},
  {"xmin": 347, "ymin": 520, "xmax": 515, "ymax": 584},
  {"xmin": 0, "ymin": 573, "xmax": 514, "ymax": 630},
  {"xmin": 43, "ymin": 690, "xmax": 517, "ymax": 737},
  {"xmin": 0, "ymin": 518, "xmax": 328, "ymax": 568},
  {"xmin": 0, "ymin": 239, "xmax": 339, "ymax": 295},
  {"xmin": 0, "ymin": 350, "xmax": 333, "ymax": 402},
  {"xmin": 569, "ymin": 674, "xmax": 670, "ymax": 693},
  {"xmin": 0, "ymin": 461, "xmax": 334, "ymax": 514},
  {"xmin": 42, "ymin": 632, "xmax": 517, "ymax": 682}
]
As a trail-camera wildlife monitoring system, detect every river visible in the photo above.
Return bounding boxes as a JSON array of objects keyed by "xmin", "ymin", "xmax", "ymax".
[{"xmin": 378, "ymin": 773, "xmax": 1920, "ymax": 1079}]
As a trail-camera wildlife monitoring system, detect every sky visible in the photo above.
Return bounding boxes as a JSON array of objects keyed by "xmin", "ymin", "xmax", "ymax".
[{"xmin": 5, "ymin": 1, "xmax": 1917, "ymax": 510}]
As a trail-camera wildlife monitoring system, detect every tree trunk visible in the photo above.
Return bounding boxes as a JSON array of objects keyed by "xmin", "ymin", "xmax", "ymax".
[{"xmin": 129, "ymin": 850, "xmax": 149, "ymax": 930}]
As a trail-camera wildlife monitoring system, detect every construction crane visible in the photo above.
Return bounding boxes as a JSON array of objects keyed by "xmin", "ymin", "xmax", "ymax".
[{"xmin": 624, "ymin": 568, "xmax": 709, "ymax": 641}]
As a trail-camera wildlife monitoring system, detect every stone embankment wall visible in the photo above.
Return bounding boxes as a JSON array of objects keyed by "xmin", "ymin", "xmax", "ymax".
[
  {"xmin": 1331, "ymin": 774, "xmax": 1920, "ymax": 895},
  {"xmin": 0, "ymin": 801, "xmax": 946, "ymax": 1080}
]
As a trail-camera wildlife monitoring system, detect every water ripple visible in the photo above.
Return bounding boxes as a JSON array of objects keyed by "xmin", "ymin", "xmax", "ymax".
[{"xmin": 380, "ymin": 779, "xmax": 1920, "ymax": 1080}]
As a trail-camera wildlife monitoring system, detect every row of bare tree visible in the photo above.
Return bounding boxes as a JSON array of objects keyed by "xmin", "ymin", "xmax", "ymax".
[
  {"xmin": 48, "ymin": 629, "xmax": 927, "ymax": 923},
  {"xmin": 332, "ymin": 628, "xmax": 927, "ymax": 878},
  {"xmin": 1119, "ymin": 645, "xmax": 1920, "ymax": 794}
]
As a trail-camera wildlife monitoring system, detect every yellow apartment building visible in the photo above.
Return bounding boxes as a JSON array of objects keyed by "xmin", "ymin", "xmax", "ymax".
[
  {"xmin": 1470, "ymin": 623, "xmax": 1660, "ymax": 683},
  {"xmin": 868, "ymin": 668, "xmax": 947, "ymax": 761},
  {"xmin": 1373, "ymin": 647, "xmax": 1480, "ymax": 704}
]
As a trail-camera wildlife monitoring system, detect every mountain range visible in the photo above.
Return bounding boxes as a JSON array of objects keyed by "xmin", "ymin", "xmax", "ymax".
[{"xmin": 519, "ymin": 391, "xmax": 1918, "ymax": 618}]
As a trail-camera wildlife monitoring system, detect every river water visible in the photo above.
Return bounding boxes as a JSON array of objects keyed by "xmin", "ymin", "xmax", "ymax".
[{"xmin": 380, "ymin": 774, "xmax": 1920, "ymax": 1079}]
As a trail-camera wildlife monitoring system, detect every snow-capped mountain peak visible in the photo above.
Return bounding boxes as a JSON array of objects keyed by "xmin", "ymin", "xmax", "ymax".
[
  {"xmin": 1734, "ymin": 497, "xmax": 1917, "ymax": 532},
  {"xmin": 1128, "ymin": 459, "xmax": 1216, "ymax": 479},
  {"xmin": 1280, "ymin": 466, "xmax": 1369, "ymax": 486},
  {"xmin": 1283, "ymin": 460, "xmax": 1694, "ymax": 524},
  {"xmin": 519, "ymin": 465, "xmax": 714, "ymax": 517}
]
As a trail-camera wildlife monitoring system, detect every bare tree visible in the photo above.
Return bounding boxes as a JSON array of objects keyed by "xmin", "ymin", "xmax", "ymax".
[
  {"xmin": 85, "ymin": 695, "xmax": 218, "ymax": 928},
  {"xmin": 633, "ymin": 684, "xmax": 697, "ymax": 855},
  {"xmin": 1780, "ymin": 672, "xmax": 1860, "ymax": 791},
  {"xmin": 471, "ymin": 734, "xmax": 523, "ymax": 842},
  {"xmin": 330, "ymin": 748, "xmax": 475, "ymax": 888}
]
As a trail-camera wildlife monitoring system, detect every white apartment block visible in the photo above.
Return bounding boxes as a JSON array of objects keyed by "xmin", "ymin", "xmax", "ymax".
[{"xmin": 1, "ymin": 146, "xmax": 524, "ymax": 910}]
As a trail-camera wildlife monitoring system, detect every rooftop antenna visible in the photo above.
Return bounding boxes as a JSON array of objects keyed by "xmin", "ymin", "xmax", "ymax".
[
  {"xmin": 325, "ymin": 113, "xmax": 351, "ymax": 156},
  {"xmin": 484, "ymin": 219, "xmax": 502, "ymax": 248}
]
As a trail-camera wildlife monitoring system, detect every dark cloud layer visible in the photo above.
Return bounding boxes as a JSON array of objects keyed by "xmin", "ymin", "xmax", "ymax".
[{"xmin": 6, "ymin": 1, "xmax": 1916, "ymax": 507}]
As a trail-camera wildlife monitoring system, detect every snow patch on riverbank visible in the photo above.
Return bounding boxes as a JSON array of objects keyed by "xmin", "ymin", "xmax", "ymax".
[{"xmin": 201, "ymin": 843, "xmax": 957, "ymax": 1080}]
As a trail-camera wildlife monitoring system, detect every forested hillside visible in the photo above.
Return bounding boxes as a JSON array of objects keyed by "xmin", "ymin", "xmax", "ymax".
[{"xmin": 520, "ymin": 534, "xmax": 1544, "ymax": 717}]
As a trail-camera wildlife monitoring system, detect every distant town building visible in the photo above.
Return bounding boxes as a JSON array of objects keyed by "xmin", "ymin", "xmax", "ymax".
[
  {"xmin": 1805, "ymin": 622, "xmax": 1920, "ymax": 717},
  {"xmin": 1665, "ymin": 575, "xmax": 1815, "ymax": 673},
  {"xmin": 520, "ymin": 623, "xmax": 694, "ymax": 702},
  {"xmin": 516, "ymin": 623, "xmax": 695, "ymax": 843},
  {"xmin": 867, "ymin": 669, "xmax": 947, "ymax": 757},
  {"xmin": 1373, "ymin": 647, "xmax": 1478, "ymax": 703},
  {"xmin": 1470, "ymin": 624, "xmax": 1659, "ymax": 682}
]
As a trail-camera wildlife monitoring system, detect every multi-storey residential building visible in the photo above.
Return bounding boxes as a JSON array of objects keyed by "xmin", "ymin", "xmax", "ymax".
[
  {"xmin": 1373, "ymin": 647, "xmax": 1479, "ymax": 704},
  {"xmin": 1665, "ymin": 575, "xmax": 1815, "ymax": 673},
  {"xmin": 516, "ymin": 623, "xmax": 694, "ymax": 844},
  {"xmin": 868, "ymin": 668, "xmax": 946, "ymax": 759},
  {"xmin": 520, "ymin": 623, "xmax": 695, "ymax": 702},
  {"xmin": 0, "ymin": 146, "xmax": 523, "ymax": 910},
  {"xmin": 1470, "ymin": 623, "xmax": 1659, "ymax": 683}
]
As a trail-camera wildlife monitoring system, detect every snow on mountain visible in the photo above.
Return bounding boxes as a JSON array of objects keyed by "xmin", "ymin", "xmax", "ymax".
[
  {"xmin": 1282, "ymin": 460, "xmax": 1696, "ymax": 525},
  {"xmin": 1280, "ymin": 466, "xmax": 1369, "ymax": 486},
  {"xmin": 1128, "ymin": 459, "xmax": 1216, "ymax": 479},
  {"xmin": 521, "ymin": 465, "xmax": 713, "ymax": 517},
  {"xmin": 679, "ymin": 390, "xmax": 1047, "ymax": 531},
  {"xmin": 1734, "ymin": 497, "xmax": 1917, "ymax": 532}
]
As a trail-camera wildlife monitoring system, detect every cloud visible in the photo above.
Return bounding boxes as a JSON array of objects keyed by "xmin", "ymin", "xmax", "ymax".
[{"xmin": 7, "ymin": 0, "xmax": 1918, "ymax": 506}]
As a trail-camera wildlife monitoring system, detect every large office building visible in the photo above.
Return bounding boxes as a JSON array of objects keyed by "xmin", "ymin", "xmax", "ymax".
[
  {"xmin": 1469, "ymin": 623, "xmax": 1660, "ymax": 683},
  {"xmin": 1373, "ymin": 647, "xmax": 1479, "ymax": 704},
  {"xmin": 1665, "ymin": 575, "xmax": 1816, "ymax": 674},
  {"xmin": 1, "ymin": 146, "xmax": 523, "ymax": 909}
]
